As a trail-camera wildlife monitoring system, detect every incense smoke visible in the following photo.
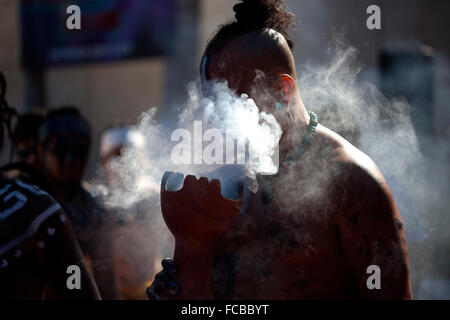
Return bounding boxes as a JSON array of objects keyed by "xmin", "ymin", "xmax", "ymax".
[
  {"xmin": 93, "ymin": 80, "xmax": 282, "ymax": 211},
  {"xmin": 298, "ymin": 37, "xmax": 449, "ymax": 299}
]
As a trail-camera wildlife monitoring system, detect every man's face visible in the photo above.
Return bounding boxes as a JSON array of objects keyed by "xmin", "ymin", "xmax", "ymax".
[
  {"xmin": 203, "ymin": 35, "xmax": 293, "ymax": 118},
  {"xmin": 206, "ymin": 48, "xmax": 267, "ymax": 101},
  {"xmin": 203, "ymin": 49, "xmax": 293, "ymax": 132}
]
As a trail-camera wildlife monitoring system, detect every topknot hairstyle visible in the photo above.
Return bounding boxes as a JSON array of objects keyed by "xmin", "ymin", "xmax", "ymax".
[{"xmin": 206, "ymin": 0, "xmax": 295, "ymax": 56}]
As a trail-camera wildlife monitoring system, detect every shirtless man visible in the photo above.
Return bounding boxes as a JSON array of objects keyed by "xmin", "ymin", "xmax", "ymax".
[
  {"xmin": 148, "ymin": 0, "xmax": 412, "ymax": 299},
  {"xmin": 0, "ymin": 72, "xmax": 100, "ymax": 299}
]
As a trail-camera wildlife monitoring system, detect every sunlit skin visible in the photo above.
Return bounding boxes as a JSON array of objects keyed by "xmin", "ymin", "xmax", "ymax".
[{"xmin": 160, "ymin": 29, "xmax": 412, "ymax": 299}]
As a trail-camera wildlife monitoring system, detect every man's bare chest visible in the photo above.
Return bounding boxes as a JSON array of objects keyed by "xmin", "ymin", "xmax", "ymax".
[{"xmin": 213, "ymin": 206, "xmax": 347, "ymax": 299}]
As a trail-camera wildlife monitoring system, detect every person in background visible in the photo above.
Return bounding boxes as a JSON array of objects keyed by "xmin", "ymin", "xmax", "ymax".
[
  {"xmin": 37, "ymin": 106, "xmax": 118, "ymax": 299},
  {"xmin": 0, "ymin": 71, "xmax": 100, "ymax": 299},
  {"xmin": 99, "ymin": 123, "xmax": 161, "ymax": 299},
  {"xmin": 1, "ymin": 111, "xmax": 45, "ymax": 184}
]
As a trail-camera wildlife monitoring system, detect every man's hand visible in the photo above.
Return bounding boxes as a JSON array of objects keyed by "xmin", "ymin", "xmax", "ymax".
[
  {"xmin": 161, "ymin": 172, "xmax": 243, "ymax": 244},
  {"xmin": 154, "ymin": 172, "xmax": 244, "ymax": 299},
  {"xmin": 146, "ymin": 258, "xmax": 179, "ymax": 300}
]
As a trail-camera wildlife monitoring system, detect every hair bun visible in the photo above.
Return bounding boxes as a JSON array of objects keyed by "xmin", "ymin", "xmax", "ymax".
[
  {"xmin": 233, "ymin": 0, "xmax": 269, "ymax": 28},
  {"xmin": 206, "ymin": 0, "xmax": 295, "ymax": 54},
  {"xmin": 232, "ymin": 0, "xmax": 295, "ymax": 48}
]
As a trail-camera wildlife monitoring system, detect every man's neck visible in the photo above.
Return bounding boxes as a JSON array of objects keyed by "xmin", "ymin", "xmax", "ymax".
[{"xmin": 279, "ymin": 99, "xmax": 310, "ymax": 160}]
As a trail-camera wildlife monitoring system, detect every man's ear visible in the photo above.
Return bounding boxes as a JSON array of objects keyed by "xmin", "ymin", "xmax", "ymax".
[{"xmin": 275, "ymin": 74, "xmax": 295, "ymax": 104}]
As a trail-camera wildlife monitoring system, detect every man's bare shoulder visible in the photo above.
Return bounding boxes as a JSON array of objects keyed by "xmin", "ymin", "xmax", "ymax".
[
  {"xmin": 314, "ymin": 124, "xmax": 395, "ymax": 208},
  {"xmin": 314, "ymin": 127, "xmax": 411, "ymax": 299}
]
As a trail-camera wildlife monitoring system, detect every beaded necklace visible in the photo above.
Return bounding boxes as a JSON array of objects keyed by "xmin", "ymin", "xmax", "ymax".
[
  {"xmin": 283, "ymin": 111, "xmax": 318, "ymax": 167},
  {"xmin": 258, "ymin": 111, "xmax": 319, "ymax": 204}
]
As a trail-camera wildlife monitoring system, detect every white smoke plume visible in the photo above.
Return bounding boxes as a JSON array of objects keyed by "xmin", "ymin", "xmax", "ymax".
[
  {"xmin": 92, "ymin": 80, "xmax": 282, "ymax": 210},
  {"xmin": 299, "ymin": 36, "xmax": 449, "ymax": 299}
]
